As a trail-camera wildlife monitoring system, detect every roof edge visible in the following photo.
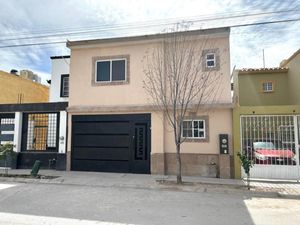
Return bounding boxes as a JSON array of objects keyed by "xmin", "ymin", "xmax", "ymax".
[
  {"xmin": 67, "ymin": 27, "xmax": 230, "ymax": 48},
  {"xmin": 280, "ymin": 48, "xmax": 300, "ymax": 67},
  {"xmin": 0, "ymin": 70, "xmax": 49, "ymax": 88},
  {"xmin": 238, "ymin": 67, "xmax": 289, "ymax": 75},
  {"xmin": 50, "ymin": 55, "xmax": 70, "ymax": 59}
]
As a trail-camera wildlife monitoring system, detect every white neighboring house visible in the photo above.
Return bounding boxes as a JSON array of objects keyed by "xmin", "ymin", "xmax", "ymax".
[
  {"xmin": 49, "ymin": 56, "xmax": 70, "ymax": 102},
  {"xmin": 0, "ymin": 55, "xmax": 70, "ymax": 170},
  {"xmin": 48, "ymin": 55, "xmax": 70, "ymax": 168}
]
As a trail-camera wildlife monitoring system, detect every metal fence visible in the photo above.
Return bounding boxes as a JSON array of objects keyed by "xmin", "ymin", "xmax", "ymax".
[
  {"xmin": 0, "ymin": 114, "xmax": 15, "ymax": 145},
  {"xmin": 240, "ymin": 115, "xmax": 300, "ymax": 180},
  {"xmin": 23, "ymin": 113, "xmax": 59, "ymax": 151}
]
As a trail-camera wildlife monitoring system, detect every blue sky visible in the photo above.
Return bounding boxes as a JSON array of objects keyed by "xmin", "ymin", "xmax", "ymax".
[{"xmin": 0, "ymin": 0, "xmax": 299, "ymax": 84}]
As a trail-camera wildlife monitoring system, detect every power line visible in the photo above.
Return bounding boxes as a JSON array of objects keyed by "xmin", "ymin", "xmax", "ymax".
[
  {"xmin": 0, "ymin": 17, "xmax": 299, "ymax": 49},
  {"xmin": 0, "ymin": 41, "xmax": 66, "ymax": 48},
  {"xmin": 230, "ymin": 18, "xmax": 300, "ymax": 28},
  {"xmin": 0, "ymin": 8, "xmax": 299, "ymax": 42},
  {"xmin": 2, "ymin": 8, "xmax": 299, "ymax": 38}
]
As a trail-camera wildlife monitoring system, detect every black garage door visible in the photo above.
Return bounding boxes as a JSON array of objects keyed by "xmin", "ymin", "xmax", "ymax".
[{"xmin": 71, "ymin": 114, "xmax": 151, "ymax": 174}]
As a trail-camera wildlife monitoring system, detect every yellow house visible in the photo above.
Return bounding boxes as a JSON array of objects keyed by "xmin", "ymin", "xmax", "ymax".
[
  {"xmin": 232, "ymin": 49, "xmax": 300, "ymax": 180},
  {"xmin": 0, "ymin": 70, "xmax": 49, "ymax": 103}
]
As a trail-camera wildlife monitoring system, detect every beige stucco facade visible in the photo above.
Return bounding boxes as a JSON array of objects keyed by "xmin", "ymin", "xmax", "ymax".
[{"xmin": 67, "ymin": 28, "xmax": 233, "ymax": 178}]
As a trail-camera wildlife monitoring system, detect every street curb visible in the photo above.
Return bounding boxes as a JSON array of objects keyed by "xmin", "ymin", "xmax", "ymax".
[
  {"xmin": 155, "ymin": 179, "xmax": 285, "ymax": 198},
  {"xmin": 0, "ymin": 176, "xmax": 63, "ymax": 184},
  {"xmin": 1, "ymin": 175, "xmax": 300, "ymax": 199}
]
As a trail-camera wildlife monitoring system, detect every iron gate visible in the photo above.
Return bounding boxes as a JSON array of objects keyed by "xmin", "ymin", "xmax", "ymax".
[
  {"xmin": 240, "ymin": 115, "xmax": 300, "ymax": 180},
  {"xmin": 22, "ymin": 113, "xmax": 59, "ymax": 151},
  {"xmin": 0, "ymin": 114, "xmax": 15, "ymax": 145}
]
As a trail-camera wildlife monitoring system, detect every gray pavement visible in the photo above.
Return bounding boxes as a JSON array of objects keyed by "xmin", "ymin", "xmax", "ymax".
[
  {"xmin": 0, "ymin": 181, "xmax": 300, "ymax": 225},
  {"xmin": 1, "ymin": 169, "xmax": 300, "ymax": 198},
  {"xmin": 0, "ymin": 170, "xmax": 300, "ymax": 225}
]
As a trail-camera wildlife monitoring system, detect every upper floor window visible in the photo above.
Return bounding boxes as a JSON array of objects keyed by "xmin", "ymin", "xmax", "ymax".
[
  {"xmin": 262, "ymin": 81, "xmax": 273, "ymax": 92},
  {"xmin": 96, "ymin": 59, "xmax": 126, "ymax": 82},
  {"xmin": 206, "ymin": 53, "xmax": 216, "ymax": 68},
  {"xmin": 60, "ymin": 74, "xmax": 69, "ymax": 97},
  {"xmin": 202, "ymin": 49, "xmax": 219, "ymax": 71},
  {"xmin": 182, "ymin": 119, "xmax": 206, "ymax": 139}
]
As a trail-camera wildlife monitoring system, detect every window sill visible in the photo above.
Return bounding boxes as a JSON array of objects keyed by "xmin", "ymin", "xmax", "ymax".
[
  {"xmin": 204, "ymin": 66, "xmax": 218, "ymax": 71},
  {"xmin": 183, "ymin": 138, "xmax": 209, "ymax": 143},
  {"xmin": 92, "ymin": 80, "xmax": 129, "ymax": 86}
]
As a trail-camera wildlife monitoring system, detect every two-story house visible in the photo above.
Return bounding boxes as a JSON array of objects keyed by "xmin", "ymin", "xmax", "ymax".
[
  {"xmin": 233, "ymin": 49, "xmax": 300, "ymax": 180},
  {"xmin": 66, "ymin": 28, "xmax": 233, "ymax": 178}
]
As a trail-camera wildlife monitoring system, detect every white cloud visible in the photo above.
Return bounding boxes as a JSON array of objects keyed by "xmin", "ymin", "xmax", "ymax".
[{"xmin": 0, "ymin": 0, "xmax": 299, "ymax": 80}]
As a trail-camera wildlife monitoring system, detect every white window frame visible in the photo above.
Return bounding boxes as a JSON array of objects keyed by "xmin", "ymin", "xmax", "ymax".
[
  {"xmin": 181, "ymin": 119, "xmax": 206, "ymax": 139},
  {"xmin": 61, "ymin": 75, "xmax": 69, "ymax": 97},
  {"xmin": 205, "ymin": 53, "xmax": 216, "ymax": 68},
  {"xmin": 95, "ymin": 58, "xmax": 127, "ymax": 83},
  {"xmin": 262, "ymin": 81, "xmax": 273, "ymax": 92}
]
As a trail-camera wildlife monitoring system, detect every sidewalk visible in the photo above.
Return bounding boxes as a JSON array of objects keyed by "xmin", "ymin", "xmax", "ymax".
[{"xmin": 1, "ymin": 169, "xmax": 300, "ymax": 199}]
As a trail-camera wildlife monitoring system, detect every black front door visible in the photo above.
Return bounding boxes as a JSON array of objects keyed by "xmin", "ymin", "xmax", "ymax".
[{"xmin": 71, "ymin": 114, "xmax": 151, "ymax": 174}]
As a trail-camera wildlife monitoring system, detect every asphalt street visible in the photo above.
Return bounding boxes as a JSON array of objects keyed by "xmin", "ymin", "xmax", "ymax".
[{"xmin": 0, "ymin": 182, "xmax": 300, "ymax": 225}]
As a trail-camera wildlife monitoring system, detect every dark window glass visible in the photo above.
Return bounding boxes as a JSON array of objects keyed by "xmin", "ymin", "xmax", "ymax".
[
  {"xmin": 183, "ymin": 121, "xmax": 192, "ymax": 129},
  {"xmin": 97, "ymin": 61, "xmax": 110, "ymax": 82},
  {"xmin": 207, "ymin": 60, "xmax": 215, "ymax": 67},
  {"xmin": 194, "ymin": 129, "xmax": 199, "ymax": 137},
  {"xmin": 62, "ymin": 77, "xmax": 69, "ymax": 97},
  {"xmin": 206, "ymin": 54, "xmax": 215, "ymax": 60},
  {"xmin": 199, "ymin": 131, "xmax": 204, "ymax": 137},
  {"xmin": 60, "ymin": 74, "xmax": 69, "ymax": 97},
  {"xmin": 112, "ymin": 60, "xmax": 125, "ymax": 81},
  {"xmin": 206, "ymin": 53, "xmax": 215, "ymax": 68}
]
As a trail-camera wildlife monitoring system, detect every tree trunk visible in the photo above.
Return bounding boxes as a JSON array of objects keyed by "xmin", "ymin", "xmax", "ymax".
[{"xmin": 176, "ymin": 144, "xmax": 182, "ymax": 184}]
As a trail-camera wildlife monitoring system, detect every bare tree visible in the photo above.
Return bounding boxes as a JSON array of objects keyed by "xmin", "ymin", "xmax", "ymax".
[{"xmin": 143, "ymin": 25, "xmax": 223, "ymax": 184}]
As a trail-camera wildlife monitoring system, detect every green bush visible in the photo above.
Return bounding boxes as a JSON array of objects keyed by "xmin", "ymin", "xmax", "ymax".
[
  {"xmin": 237, "ymin": 152, "xmax": 253, "ymax": 190},
  {"xmin": 0, "ymin": 143, "xmax": 17, "ymax": 175}
]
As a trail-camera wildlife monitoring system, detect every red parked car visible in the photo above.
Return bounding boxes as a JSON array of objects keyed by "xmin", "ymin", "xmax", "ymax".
[{"xmin": 253, "ymin": 142, "xmax": 296, "ymax": 165}]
